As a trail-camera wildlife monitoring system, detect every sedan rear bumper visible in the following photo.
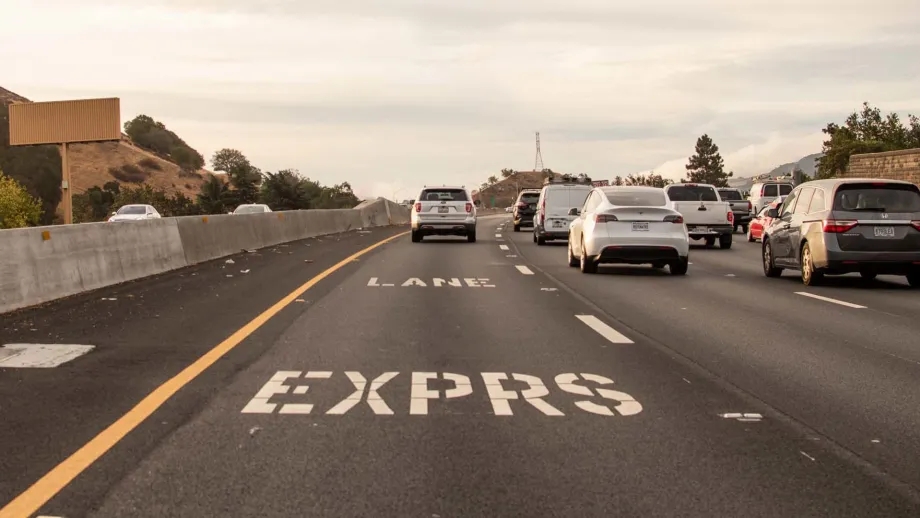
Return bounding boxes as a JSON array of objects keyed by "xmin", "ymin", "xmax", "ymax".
[
  {"xmin": 819, "ymin": 250, "xmax": 920, "ymax": 274},
  {"xmin": 586, "ymin": 235, "xmax": 690, "ymax": 258}
]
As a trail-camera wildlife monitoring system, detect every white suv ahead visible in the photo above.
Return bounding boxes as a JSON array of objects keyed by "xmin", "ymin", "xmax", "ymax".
[{"xmin": 411, "ymin": 186, "xmax": 477, "ymax": 243}]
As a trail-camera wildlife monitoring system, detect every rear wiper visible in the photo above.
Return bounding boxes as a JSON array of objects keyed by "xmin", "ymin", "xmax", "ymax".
[{"xmin": 851, "ymin": 207, "xmax": 886, "ymax": 212}]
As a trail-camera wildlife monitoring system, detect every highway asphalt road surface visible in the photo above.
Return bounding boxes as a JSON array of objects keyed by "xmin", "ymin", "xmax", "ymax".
[{"xmin": 2, "ymin": 217, "xmax": 920, "ymax": 517}]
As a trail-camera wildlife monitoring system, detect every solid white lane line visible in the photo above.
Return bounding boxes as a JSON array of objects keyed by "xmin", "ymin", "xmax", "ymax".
[
  {"xmin": 794, "ymin": 292, "xmax": 866, "ymax": 309},
  {"xmin": 575, "ymin": 315, "xmax": 634, "ymax": 344},
  {"xmin": 495, "ymin": 234, "xmax": 502, "ymax": 238},
  {"xmin": 515, "ymin": 265, "xmax": 534, "ymax": 275},
  {"xmin": 499, "ymin": 245, "xmax": 509, "ymax": 250}
]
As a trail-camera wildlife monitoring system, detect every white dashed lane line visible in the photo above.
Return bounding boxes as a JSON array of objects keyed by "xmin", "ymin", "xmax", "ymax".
[
  {"xmin": 499, "ymin": 245, "xmax": 509, "ymax": 250},
  {"xmin": 794, "ymin": 292, "xmax": 866, "ymax": 309},
  {"xmin": 575, "ymin": 315, "xmax": 634, "ymax": 344},
  {"xmin": 495, "ymin": 234, "xmax": 502, "ymax": 238},
  {"xmin": 515, "ymin": 265, "xmax": 534, "ymax": 275}
]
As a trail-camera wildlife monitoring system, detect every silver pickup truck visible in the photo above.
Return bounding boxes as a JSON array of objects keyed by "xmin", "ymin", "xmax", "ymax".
[
  {"xmin": 664, "ymin": 183, "xmax": 734, "ymax": 249},
  {"xmin": 717, "ymin": 188, "xmax": 753, "ymax": 233}
]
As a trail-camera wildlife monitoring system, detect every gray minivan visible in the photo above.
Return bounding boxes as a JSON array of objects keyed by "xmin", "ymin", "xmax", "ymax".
[
  {"xmin": 761, "ymin": 178, "xmax": 920, "ymax": 286},
  {"xmin": 533, "ymin": 182, "xmax": 593, "ymax": 245}
]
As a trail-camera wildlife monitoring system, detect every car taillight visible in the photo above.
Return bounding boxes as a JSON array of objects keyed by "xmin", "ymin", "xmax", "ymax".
[
  {"xmin": 910, "ymin": 220, "xmax": 920, "ymax": 231},
  {"xmin": 746, "ymin": 201, "xmax": 752, "ymax": 212},
  {"xmin": 414, "ymin": 202, "xmax": 421, "ymax": 212},
  {"xmin": 822, "ymin": 219, "xmax": 857, "ymax": 233},
  {"xmin": 465, "ymin": 203, "xmax": 472, "ymax": 213},
  {"xmin": 727, "ymin": 211, "xmax": 734, "ymax": 224},
  {"xmin": 664, "ymin": 215, "xmax": 683, "ymax": 224},
  {"xmin": 595, "ymin": 214, "xmax": 618, "ymax": 223}
]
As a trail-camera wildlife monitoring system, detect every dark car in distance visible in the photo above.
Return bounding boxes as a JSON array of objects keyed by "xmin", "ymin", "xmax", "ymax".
[
  {"xmin": 512, "ymin": 189, "xmax": 541, "ymax": 232},
  {"xmin": 761, "ymin": 178, "xmax": 920, "ymax": 286}
]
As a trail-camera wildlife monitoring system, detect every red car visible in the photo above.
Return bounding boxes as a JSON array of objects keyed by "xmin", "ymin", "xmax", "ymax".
[{"xmin": 746, "ymin": 197, "xmax": 786, "ymax": 242}]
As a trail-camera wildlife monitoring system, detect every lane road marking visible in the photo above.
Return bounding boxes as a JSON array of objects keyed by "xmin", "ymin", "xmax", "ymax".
[
  {"xmin": 499, "ymin": 245, "xmax": 509, "ymax": 250},
  {"xmin": 794, "ymin": 292, "xmax": 866, "ymax": 309},
  {"xmin": 0, "ymin": 231, "xmax": 410, "ymax": 518},
  {"xmin": 576, "ymin": 315, "xmax": 634, "ymax": 344},
  {"xmin": 515, "ymin": 265, "xmax": 534, "ymax": 275}
]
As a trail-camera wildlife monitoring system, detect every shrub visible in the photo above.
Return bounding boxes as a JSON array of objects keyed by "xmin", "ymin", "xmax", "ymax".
[
  {"xmin": 138, "ymin": 157, "xmax": 162, "ymax": 170},
  {"xmin": 109, "ymin": 164, "xmax": 148, "ymax": 183}
]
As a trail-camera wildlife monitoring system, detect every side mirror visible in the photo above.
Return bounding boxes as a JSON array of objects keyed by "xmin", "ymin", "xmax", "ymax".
[
  {"xmin": 568, "ymin": 208, "xmax": 580, "ymax": 216},
  {"xmin": 766, "ymin": 208, "xmax": 779, "ymax": 218},
  {"xmin": 111, "ymin": 211, "xmax": 117, "ymax": 216}
]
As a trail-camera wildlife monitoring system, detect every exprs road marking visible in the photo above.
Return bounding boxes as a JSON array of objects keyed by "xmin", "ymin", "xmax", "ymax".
[
  {"xmin": 515, "ymin": 265, "xmax": 534, "ymax": 275},
  {"xmin": 241, "ymin": 371, "xmax": 642, "ymax": 417},
  {"xmin": 576, "ymin": 315, "xmax": 634, "ymax": 344},
  {"xmin": 0, "ymin": 231, "xmax": 410, "ymax": 518},
  {"xmin": 794, "ymin": 292, "xmax": 866, "ymax": 309}
]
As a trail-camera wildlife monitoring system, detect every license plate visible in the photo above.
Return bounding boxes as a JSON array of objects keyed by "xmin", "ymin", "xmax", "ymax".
[
  {"xmin": 695, "ymin": 226, "xmax": 709, "ymax": 233},
  {"xmin": 873, "ymin": 226, "xmax": 895, "ymax": 237},
  {"xmin": 632, "ymin": 222, "xmax": 649, "ymax": 231},
  {"xmin": 553, "ymin": 221, "xmax": 565, "ymax": 228},
  {"xmin": 438, "ymin": 206, "xmax": 449, "ymax": 214}
]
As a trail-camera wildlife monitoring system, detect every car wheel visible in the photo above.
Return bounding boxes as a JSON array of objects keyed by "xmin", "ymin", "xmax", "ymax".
[
  {"xmin": 907, "ymin": 271, "xmax": 920, "ymax": 288},
  {"xmin": 705, "ymin": 237, "xmax": 716, "ymax": 247},
  {"xmin": 468, "ymin": 231, "xmax": 476, "ymax": 243},
  {"xmin": 719, "ymin": 234, "xmax": 732, "ymax": 249},
  {"xmin": 800, "ymin": 242, "xmax": 823, "ymax": 286},
  {"xmin": 670, "ymin": 257, "xmax": 689, "ymax": 275},
  {"xmin": 567, "ymin": 240, "xmax": 579, "ymax": 267},
  {"xmin": 533, "ymin": 232, "xmax": 537, "ymax": 243},
  {"xmin": 747, "ymin": 226, "xmax": 755, "ymax": 242},
  {"xmin": 513, "ymin": 225, "xmax": 520, "ymax": 232},
  {"xmin": 537, "ymin": 235, "xmax": 546, "ymax": 246},
  {"xmin": 762, "ymin": 238, "xmax": 782, "ymax": 277},
  {"xmin": 579, "ymin": 240, "xmax": 598, "ymax": 274},
  {"xmin": 411, "ymin": 230, "xmax": 421, "ymax": 243},
  {"xmin": 741, "ymin": 224, "xmax": 749, "ymax": 234},
  {"xmin": 651, "ymin": 262, "xmax": 666, "ymax": 269}
]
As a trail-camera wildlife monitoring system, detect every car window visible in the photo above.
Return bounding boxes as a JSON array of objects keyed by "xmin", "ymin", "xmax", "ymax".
[
  {"xmin": 757, "ymin": 207, "xmax": 769, "ymax": 217},
  {"xmin": 718, "ymin": 190, "xmax": 742, "ymax": 201},
  {"xmin": 832, "ymin": 183, "xmax": 920, "ymax": 212},
  {"xmin": 807, "ymin": 189, "xmax": 826, "ymax": 213},
  {"xmin": 519, "ymin": 193, "xmax": 540, "ymax": 204},
  {"xmin": 117, "ymin": 206, "xmax": 146, "ymax": 215},
  {"xmin": 583, "ymin": 192, "xmax": 600, "ymax": 213},
  {"xmin": 546, "ymin": 188, "xmax": 590, "ymax": 208},
  {"xmin": 793, "ymin": 188, "xmax": 813, "ymax": 215},
  {"xmin": 234, "ymin": 205, "xmax": 263, "ymax": 214},
  {"xmin": 779, "ymin": 184, "xmax": 793, "ymax": 195},
  {"xmin": 666, "ymin": 185, "xmax": 718, "ymax": 202},
  {"xmin": 762, "ymin": 184, "xmax": 778, "ymax": 197},
  {"xmin": 779, "ymin": 190, "xmax": 798, "ymax": 217},
  {"xmin": 420, "ymin": 188, "xmax": 469, "ymax": 202},
  {"xmin": 606, "ymin": 190, "xmax": 667, "ymax": 207}
]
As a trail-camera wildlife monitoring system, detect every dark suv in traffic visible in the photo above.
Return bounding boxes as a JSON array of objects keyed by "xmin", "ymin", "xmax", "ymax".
[
  {"xmin": 512, "ymin": 189, "xmax": 541, "ymax": 232},
  {"xmin": 761, "ymin": 178, "xmax": 920, "ymax": 286}
]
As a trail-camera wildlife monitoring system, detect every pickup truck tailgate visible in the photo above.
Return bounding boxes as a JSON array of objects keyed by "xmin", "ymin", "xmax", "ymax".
[{"xmin": 671, "ymin": 201, "xmax": 731, "ymax": 226}]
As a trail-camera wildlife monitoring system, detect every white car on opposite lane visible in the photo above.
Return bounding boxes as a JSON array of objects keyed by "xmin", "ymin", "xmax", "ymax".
[{"xmin": 567, "ymin": 186, "xmax": 690, "ymax": 275}]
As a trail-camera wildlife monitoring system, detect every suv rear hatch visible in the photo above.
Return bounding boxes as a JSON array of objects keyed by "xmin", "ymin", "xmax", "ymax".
[
  {"xmin": 829, "ymin": 182, "xmax": 920, "ymax": 252},
  {"xmin": 417, "ymin": 188, "xmax": 472, "ymax": 223},
  {"xmin": 542, "ymin": 187, "xmax": 591, "ymax": 231}
]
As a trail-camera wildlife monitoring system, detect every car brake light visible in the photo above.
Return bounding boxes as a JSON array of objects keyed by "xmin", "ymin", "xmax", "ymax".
[
  {"xmin": 823, "ymin": 219, "xmax": 857, "ymax": 233},
  {"xmin": 595, "ymin": 214, "xmax": 618, "ymax": 223},
  {"xmin": 465, "ymin": 203, "xmax": 472, "ymax": 213},
  {"xmin": 746, "ymin": 201, "xmax": 752, "ymax": 211},
  {"xmin": 414, "ymin": 202, "xmax": 421, "ymax": 212},
  {"xmin": 727, "ymin": 211, "xmax": 734, "ymax": 224},
  {"xmin": 664, "ymin": 215, "xmax": 683, "ymax": 224},
  {"xmin": 910, "ymin": 220, "xmax": 920, "ymax": 231}
]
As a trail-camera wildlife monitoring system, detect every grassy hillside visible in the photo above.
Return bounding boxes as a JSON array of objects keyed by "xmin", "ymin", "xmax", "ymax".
[{"xmin": 473, "ymin": 170, "xmax": 564, "ymax": 208}]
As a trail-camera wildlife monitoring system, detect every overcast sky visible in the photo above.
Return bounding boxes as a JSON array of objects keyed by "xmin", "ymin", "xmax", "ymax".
[{"xmin": 4, "ymin": 0, "xmax": 919, "ymax": 199}]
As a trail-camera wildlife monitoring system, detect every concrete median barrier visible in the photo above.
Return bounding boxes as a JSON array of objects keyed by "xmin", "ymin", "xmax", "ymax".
[{"xmin": 0, "ymin": 200, "xmax": 411, "ymax": 314}]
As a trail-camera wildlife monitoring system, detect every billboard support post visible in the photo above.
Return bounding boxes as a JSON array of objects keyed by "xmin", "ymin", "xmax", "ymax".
[{"xmin": 8, "ymin": 97, "xmax": 122, "ymax": 225}]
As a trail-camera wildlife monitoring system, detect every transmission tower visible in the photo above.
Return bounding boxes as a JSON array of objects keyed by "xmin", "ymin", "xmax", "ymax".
[{"xmin": 534, "ymin": 132, "xmax": 544, "ymax": 172}]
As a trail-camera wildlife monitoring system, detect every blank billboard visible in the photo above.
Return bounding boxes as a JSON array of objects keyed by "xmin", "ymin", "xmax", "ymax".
[{"xmin": 8, "ymin": 97, "xmax": 121, "ymax": 145}]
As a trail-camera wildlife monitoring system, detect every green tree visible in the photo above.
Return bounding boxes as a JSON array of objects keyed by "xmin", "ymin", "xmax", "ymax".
[
  {"xmin": 488, "ymin": 175, "xmax": 499, "ymax": 185},
  {"xmin": 124, "ymin": 115, "xmax": 205, "ymax": 169},
  {"xmin": 501, "ymin": 168, "xmax": 515, "ymax": 178},
  {"xmin": 260, "ymin": 169, "xmax": 311, "ymax": 210},
  {"xmin": 197, "ymin": 175, "xmax": 230, "ymax": 214},
  {"xmin": 685, "ymin": 134, "xmax": 732, "ymax": 187},
  {"xmin": 624, "ymin": 172, "xmax": 672, "ymax": 188},
  {"xmin": 613, "ymin": 176, "xmax": 624, "ymax": 186},
  {"xmin": 0, "ymin": 170, "xmax": 43, "ymax": 228},
  {"xmin": 211, "ymin": 148, "xmax": 262, "ymax": 205},
  {"xmin": 73, "ymin": 181, "xmax": 121, "ymax": 222},
  {"xmin": 816, "ymin": 102, "xmax": 920, "ymax": 179},
  {"xmin": 0, "ymin": 103, "xmax": 62, "ymax": 224}
]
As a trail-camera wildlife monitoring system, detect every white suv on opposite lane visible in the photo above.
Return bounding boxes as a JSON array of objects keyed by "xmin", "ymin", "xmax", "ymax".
[{"xmin": 411, "ymin": 186, "xmax": 477, "ymax": 243}]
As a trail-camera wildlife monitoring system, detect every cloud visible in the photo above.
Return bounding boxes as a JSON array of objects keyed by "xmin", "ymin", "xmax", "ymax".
[{"xmin": 4, "ymin": 0, "xmax": 920, "ymax": 198}]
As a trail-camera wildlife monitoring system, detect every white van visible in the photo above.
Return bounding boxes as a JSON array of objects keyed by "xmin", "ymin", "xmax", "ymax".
[
  {"xmin": 533, "ymin": 179, "xmax": 593, "ymax": 245},
  {"xmin": 749, "ymin": 181, "xmax": 794, "ymax": 215}
]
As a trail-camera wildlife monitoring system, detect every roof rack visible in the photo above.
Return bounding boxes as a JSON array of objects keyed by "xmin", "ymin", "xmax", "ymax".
[{"xmin": 543, "ymin": 176, "xmax": 592, "ymax": 186}]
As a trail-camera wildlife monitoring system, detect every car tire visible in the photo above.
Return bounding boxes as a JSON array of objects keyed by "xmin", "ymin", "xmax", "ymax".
[
  {"xmin": 537, "ymin": 235, "xmax": 546, "ymax": 246},
  {"xmin": 741, "ymin": 224, "xmax": 749, "ymax": 234},
  {"xmin": 468, "ymin": 231, "xmax": 476, "ymax": 243},
  {"xmin": 705, "ymin": 237, "xmax": 716, "ymax": 247},
  {"xmin": 411, "ymin": 230, "xmax": 422, "ymax": 243},
  {"xmin": 579, "ymin": 240, "xmax": 598, "ymax": 274},
  {"xmin": 670, "ymin": 257, "xmax": 689, "ymax": 275},
  {"xmin": 800, "ymin": 242, "xmax": 823, "ymax": 286},
  {"xmin": 719, "ymin": 234, "xmax": 732, "ymax": 249},
  {"xmin": 907, "ymin": 272, "xmax": 920, "ymax": 288},
  {"xmin": 762, "ymin": 238, "xmax": 782, "ymax": 277},
  {"xmin": 513, "ymin": 225, "xmax": 520, "ymax": 232},
  {"xmin": 747, "ymin": 226, "xmax": 755, "ymax": 242},
  {"xmin": 567, "ymin": 240, "xmax": 580, "ymax": 267}
]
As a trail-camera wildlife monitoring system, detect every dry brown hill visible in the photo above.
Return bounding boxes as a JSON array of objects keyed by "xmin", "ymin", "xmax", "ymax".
[
  {"xmin": 1, "ymin": 86, "xmax": 217, "ymax": 198},
  {"xmin": 473, "ymin": 170, "xmax": 564, "ymax": 208}
]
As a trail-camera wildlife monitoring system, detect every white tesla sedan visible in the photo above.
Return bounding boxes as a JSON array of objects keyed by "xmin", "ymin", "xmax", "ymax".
[{"xmin": 567, "ymin": 186, "xmax": 690, "ymax": 275}]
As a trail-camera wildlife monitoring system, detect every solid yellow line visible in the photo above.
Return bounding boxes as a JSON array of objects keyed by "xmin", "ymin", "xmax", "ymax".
[{"xmin": 0, "ymin": 231, "xmax": 408, "ymax": 518}]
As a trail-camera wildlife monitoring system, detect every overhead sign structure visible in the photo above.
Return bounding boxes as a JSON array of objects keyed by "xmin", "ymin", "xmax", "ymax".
[{"xmin": 8, "ymin": 97, "xmax": 122, "ymax": 224}]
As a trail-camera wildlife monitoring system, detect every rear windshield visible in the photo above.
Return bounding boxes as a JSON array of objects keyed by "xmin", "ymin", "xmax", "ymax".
[
  {"xmin": 605, "ymin": 190, "xmax": 667, "ymax": 207},
  {"xmin": 234, "ymin": 205, "xmax": 265, "ymax": 214},
  {"xmin": 779, "ymin": 184, "xmax": 793, "ymax": 195},
  {"xmin": 718, "ymin": 189, "xmax": 742, "ymax": 201},
  {"xmin": 519, "ymin": 193, "xmax": 540, "ymax": 203},
  {"xmin": 117, "ymin": 206, "xmax": 146, "ymax": 215},
  {"xmin": 420, "ymin": 188, "xmax": 469, "ymax": 202},
  {"xmin": 833, "ymin": 183, "xmax": 920, "ymax": 212},
  {"xmin": 545, "ymin": 188, "xmax": 591, "ymax": 207},
  {"xmin": 666, "ymin": 185, "xmax": 718, "ymax": 202}
]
